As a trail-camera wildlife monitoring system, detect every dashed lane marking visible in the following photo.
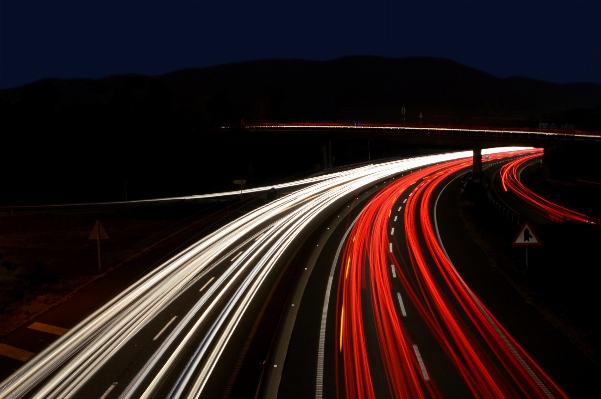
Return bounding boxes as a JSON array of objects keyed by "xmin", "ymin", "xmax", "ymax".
[
  {"xmin": 27, "ymin": 322, "xmax": 68, "ymax": 336},
  {"xmin": 153, "ymin": 316, "xmax": 178, "ymax": 341},
  {"xmin": 413, "ymin": 344, "xmax": 430, "ymax": 381},
  {"xmin": 199, "ymin": 276, "xmax": 215, "ymax": 292},
  {"xmin": 0, "ymin": 343, "xmax": 34, "ymax": 362},
  {"xmin": 397, "ymin": 292, "xmax": 407, "ymax": 317},
  {"xmin": 99, "ymin": 382, "xmax": 118, "ymax": 399}
]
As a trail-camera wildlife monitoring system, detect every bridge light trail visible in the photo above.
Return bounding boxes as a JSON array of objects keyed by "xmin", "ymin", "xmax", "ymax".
[{"xmin": 241, "ymin": 122, "xmax": 601, "ymax": 142}]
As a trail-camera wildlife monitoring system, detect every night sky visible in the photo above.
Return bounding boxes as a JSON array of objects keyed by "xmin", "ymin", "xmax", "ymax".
[{"xmin": 1, "ymin": 0, "xmax": 600, "ymax": 89}]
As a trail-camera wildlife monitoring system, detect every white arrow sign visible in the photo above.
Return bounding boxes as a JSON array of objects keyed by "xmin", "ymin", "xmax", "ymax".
[{"xmin": 513, "ymin": 221, "xmax": 541, "ymax": 246}]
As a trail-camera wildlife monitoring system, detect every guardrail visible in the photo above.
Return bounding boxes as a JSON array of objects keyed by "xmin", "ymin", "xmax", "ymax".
[
  {"xmin": 483, "ymin": 172, "xmax": 523, "ymax": 226},
  {"xmin": 486, "ymin": 188, "xmax": 522, "ymax": 225}
]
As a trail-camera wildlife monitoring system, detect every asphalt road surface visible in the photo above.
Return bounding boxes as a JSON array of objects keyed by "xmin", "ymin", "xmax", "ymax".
[
  {"xmin": 277, "ymin": 150, "xmax": 598, "ymax": 399},
  {"xmin": 2, "ymin": 150, "xmax": 506, "ymax": 398},
  {"xmin": 3, "ymin": 148, "xmax": 596, "ymax": 399}
]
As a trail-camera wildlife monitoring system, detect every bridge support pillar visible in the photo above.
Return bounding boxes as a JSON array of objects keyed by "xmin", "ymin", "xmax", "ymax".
[{"xmin": 473, "ymin": 146, "xmax": 483, "ymax": 184}]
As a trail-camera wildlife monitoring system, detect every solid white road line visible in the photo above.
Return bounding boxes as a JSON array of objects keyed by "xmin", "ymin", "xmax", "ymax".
[
  {"xmin": 397, "ymin": 292, "xmax": 407, "ymax": 317},
  {"xmin": 316, "ymin": 213, "xmax": 362, "ymax": 399},
  {"xmin": 390, "ymin": 265, "xmax": 396, "ymax": 279},
  {"xmin": 153, "ymin": 316, "xmax": 178, "ymax": 341},
  {"xmin": 434, "ymin": 172, "xmax": 467, "ymax": 261},
  {"xmin": 199, "ymin": 277, "xmax": 215, "ymax": 292},
  {"xmin": 99, "ymin": 382, "xmax": 118, "ymax": 399},
  {"xmin": 413, "ymin": 345, "xmax": 430, "ymax": 381},
  {"xmin": 433, "ymin": 165, "xmax": 554, "ymax": 398}
]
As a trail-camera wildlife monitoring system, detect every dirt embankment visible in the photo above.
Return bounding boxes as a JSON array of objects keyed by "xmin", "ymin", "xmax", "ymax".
[
  {"xmin": 459, "ymin": 172, "xmax": 601, "ymax": 366},
  {"xmin": 0, "ymin": 197, "xmax": 264, "ymax": 338}
]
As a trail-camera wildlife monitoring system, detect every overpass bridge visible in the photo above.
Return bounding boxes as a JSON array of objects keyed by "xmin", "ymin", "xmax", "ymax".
[{"xmin": 234, "ymin": 123, "xmax": 601, "ymax": 183}]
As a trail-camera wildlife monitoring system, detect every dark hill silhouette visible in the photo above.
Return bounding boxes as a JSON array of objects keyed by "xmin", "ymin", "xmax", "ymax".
[
  {"xmin": 157, "ymin": 56, "xmax": 601, "ymax": 123},
  {"xmin": 1, "ymin": 56, "xmax": 600, "ymax": 205},
  {"xmin": 2, "ymin": 56, "xmax": 601, "ymax": 125}
]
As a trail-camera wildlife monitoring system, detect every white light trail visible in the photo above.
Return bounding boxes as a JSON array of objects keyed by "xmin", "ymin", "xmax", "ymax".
[{"xmin": 0, "ymin": 147, "xmax": 529, "ymax": 399}]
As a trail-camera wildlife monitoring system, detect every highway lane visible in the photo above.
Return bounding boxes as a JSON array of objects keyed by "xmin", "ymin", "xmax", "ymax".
[
  {"xmin": 2, "ymin": 151, "xmax": 509, "ymax": 399},
  {"xmin": 434, "ymin": 159, "xmax": 601, "ymax": 398},
  {"xmin": 398, "ymin": 156, "xmax": 565, "ymax": 398},
  {"xmin": 484, "ymin": 151, "xmax": 551, "ymax": 226},
  {"xmin": 1, "ymin": 178, "xmax": 359, "ymax": 398},
  {"xmin": 486, "ymin": 149, "xmax": 599, "ymax": 226},
  {"xmin": 278, "ymin": 149, "xmax": 573, "ymax": 399},
  {"xmin": 497, "ymin": 154, "xmax": 599, "ymax": 225},
  {"xmin": 334, "ymin": 154, "xmax": 565, "ymax": 398}
]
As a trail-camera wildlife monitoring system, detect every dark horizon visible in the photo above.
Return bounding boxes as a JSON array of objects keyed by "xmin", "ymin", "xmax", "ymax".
[
  {"xmin": 2, "ymin": 1, "xmax": 601, "ymax": 89},
  {"xmin": 4, "ymin": 54, "xmax": 601, "ymax": 92}
]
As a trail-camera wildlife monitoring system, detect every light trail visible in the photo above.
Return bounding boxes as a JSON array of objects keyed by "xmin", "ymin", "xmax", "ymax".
[
  {"xmin": 332, "ymin": 149, "xmax": 568, "ymax": 398},
  {"xmin": 0, "ymin": 148, "xmax": 530, "ymax": 399},
  {"xmin": 500, "ymin": 153, "xmax": 599, "ymax": 224},
  {"xmin": 0, "ymin": 159, "xmax": 406, "ymax": 211},
  {"xmin": 242, "ymin": 122, "xmax": 601, "ymax": 141}
]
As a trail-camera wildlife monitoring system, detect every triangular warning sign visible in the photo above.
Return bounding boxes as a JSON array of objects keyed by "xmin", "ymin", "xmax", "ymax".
[
  {"xmin": 513, "ymin": 221, "xmax": 541, "ymax": 246},
  {"xmin": 88, "ymin": 221, "xmax": 109, "ymax": 240}
]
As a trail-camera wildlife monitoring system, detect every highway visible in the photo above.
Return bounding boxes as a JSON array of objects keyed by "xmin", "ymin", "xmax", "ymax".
[
  {"xmin": 0, "ymin": 149, "xmax": 530, "ymax": 399},
  {"xmin": 332, "ymin": 153, "xmax": 565, "ymax": 398},
  {"xmin": 276, "ymin": 150, "xmax": 579, "ymax": 398},
  {"xmin": 498, "ymin": 154, "xmax": 599, "ymax": 225}
]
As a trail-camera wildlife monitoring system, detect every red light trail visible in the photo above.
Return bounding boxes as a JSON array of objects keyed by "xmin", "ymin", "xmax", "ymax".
[
  {"xmin": 499, "ymin": 152, "xmax": 598, "ymax": 224},
  {"xmin": 334, "ymin": 150, "xmax": 568, "ymax": 398}
]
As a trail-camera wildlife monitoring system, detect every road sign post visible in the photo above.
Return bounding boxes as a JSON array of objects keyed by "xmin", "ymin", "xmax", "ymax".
[
  {"xmin": 512, "ymin": 221, "xmax": 541, "ymax": 273},
  {"xmin": 233, "ymin": 179, "xmax": 246, "ymax": 196},
  {"xmin": 88, "ymin": 220, "xmax": 109, "ymax": 272}
]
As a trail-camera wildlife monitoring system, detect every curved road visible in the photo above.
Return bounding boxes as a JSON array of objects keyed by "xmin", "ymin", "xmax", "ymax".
[
  {"xmin": 277, "ymin": 149, "xmax": 597, "ymax": 398},
  {"xmin": 1, "ymin": 151, "xmax": 510, "ymax": 398}
]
